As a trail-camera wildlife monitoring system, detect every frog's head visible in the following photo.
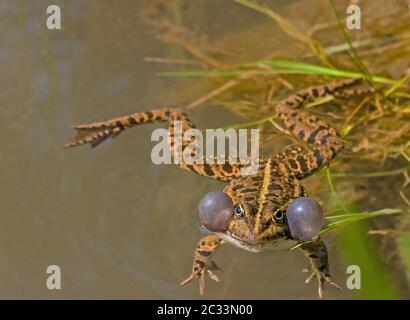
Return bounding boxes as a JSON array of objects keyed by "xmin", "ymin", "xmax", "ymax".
[
  {"xmin": 223, "ymin": 183, "xmax": 326, "ymax": 247},
  {"xmin": 198, "ymin": 177, "xmax": 324, "ymax": 251},
  {"xmin": 197, "ymin": 180, "xmax": 290, "ymax": 250},
  {"xmin": 224, "ymin": 195, "xmax": 289, "ymax": 247}
]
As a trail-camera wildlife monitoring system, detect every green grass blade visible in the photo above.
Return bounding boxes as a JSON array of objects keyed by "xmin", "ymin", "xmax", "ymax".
[
  {"xmin": 384, "ymin": 74, "xmax": 410, "ymax": 97},
  {"xmin": 397, "ymin": 231, "xmax": 410, "ymax": 284},
  {"xmin": 158, "ymin": 69, "xmax": 312, "ymax": 77},
  {"xmin": 328, "ymin": 0, "xmax": 374, "ymax": 85},
  {"xmin": 290, "ymin": 208, "xmax": 401, "ymax": 250},
  {"xmin": 336, "ymin": 220, "xmax": 401, "ymax": 299},
  {"xmin": 159, "ymin": 59, "xmax": 398, "ymax": 84},
  {"xmin": 240, "ymin": 59, "xmax": 395, "ymax": 84},
  {"xmin": 331, "ymin": 166, "xmax": 410, "ymax": 178}
]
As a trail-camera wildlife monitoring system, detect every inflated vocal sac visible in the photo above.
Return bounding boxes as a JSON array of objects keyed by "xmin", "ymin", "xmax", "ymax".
[
  {"xmin": 198, "ymin": 191, "xmax": 233, "ymax": 232},
  {"xmin": 286, "ymin": 197, "xmax": 324, "ymax": 241}
]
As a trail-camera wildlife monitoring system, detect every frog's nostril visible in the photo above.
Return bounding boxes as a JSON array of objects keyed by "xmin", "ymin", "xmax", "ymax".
[
  {"xmin": 285, "ymin": 197, "xmax": 324, "ymax": 241},
  {"xmin": 198, "ymin": 191, "xmax": 233, "ymax": 232}
]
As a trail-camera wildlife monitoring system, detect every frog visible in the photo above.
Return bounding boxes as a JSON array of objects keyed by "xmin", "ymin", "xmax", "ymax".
[{"xmin": 65, "ymin": 77, "xmax": 371, "ymax": 298}]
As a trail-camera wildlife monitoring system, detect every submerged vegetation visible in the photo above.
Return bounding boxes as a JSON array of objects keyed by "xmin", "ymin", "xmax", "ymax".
[{"xmin": 142, "ymin": 0, "xmax": 410, "ymax": 298}]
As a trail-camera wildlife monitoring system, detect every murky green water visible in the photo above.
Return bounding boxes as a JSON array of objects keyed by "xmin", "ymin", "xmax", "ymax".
[{"xmin": 1, "ymin": 0, "xmax": 408, "ymax": 299}]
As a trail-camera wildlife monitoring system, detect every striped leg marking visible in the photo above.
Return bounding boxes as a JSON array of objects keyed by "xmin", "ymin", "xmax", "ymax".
[
  {"xmin": 273, "ymin": 78, "xmax": 372, "ymax": 179},
  {"xmin": 64, "ymin": 108, "xmax": 243, "ymax": 181}
]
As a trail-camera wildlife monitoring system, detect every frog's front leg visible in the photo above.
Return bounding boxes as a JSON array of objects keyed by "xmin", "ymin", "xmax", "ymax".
[
  {"xmin": 299, "ymin": 237, "xmax": 341, "ymax": 298},
  {"xmin": 180, "ymin": 234, "xmax": 222, "ymax": 296}
]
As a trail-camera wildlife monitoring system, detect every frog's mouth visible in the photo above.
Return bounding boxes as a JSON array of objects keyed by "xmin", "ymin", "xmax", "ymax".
[
  {"xmin": 218, "ymin": 231, "xmax": 265, "ymax": 252},
  {"xmin": 199, "ymin": 224, "xmax": 262, "ymax": 252},
  {"xmin": 200, "ymin": 224, "xmax": 293, "ymax": 252},
  {"xmin": 201, "ymin": 225, "xmax": 293, "ymax": 252}
]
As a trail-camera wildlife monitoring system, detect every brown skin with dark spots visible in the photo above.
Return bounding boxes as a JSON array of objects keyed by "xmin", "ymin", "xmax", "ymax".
[
  {"xmin": 180, "ymin": 235, "xmax": 222, "ymax": 295},
  {"xmin": 64, "ymin": 78, "xmax": 372, "ymax": 298}
]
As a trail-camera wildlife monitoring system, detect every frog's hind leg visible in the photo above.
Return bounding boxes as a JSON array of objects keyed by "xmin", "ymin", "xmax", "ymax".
[
  {"xmin": 64, "ymin": 108, "xmax": 244, "ymax": 181},
  {"xmin": 64, "ymin": 108, "xmax": 195, "ymax": 161},
  {"xmin": 64, "ymin": 108, "xmax": 178, "ymax": 148},
  {"xmin": 273, "ymin": 78, "xmax": 373, "ymax": 179}
]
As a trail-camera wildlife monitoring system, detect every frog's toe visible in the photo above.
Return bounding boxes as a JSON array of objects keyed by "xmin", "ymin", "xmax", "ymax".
[
  {"xmin": 180, "ymin": 271, "xmax": 199, "ymax": 287},
  {"xmin": 304, "ymin": 268, "xmax": 341, "ymax": 298},
  {"xmin": 206, "ymin": 269, "xmax": 220, "ymax": 282},
  {"xmin": 304, "ymin": 270, "xmax": 316, "ymax": 284},
  {"xmin": 317, "ymin": 275, "xmax": 341, "ymax": 299},
  {"xmin": 180, "ymin": 260, "xmax": 221, "ymax": 296}
]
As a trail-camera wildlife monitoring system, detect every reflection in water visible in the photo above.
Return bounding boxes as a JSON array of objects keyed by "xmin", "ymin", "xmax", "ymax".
[{"xmin": 2, "ymin": 0, "xmax": 407, "ymax": 299}]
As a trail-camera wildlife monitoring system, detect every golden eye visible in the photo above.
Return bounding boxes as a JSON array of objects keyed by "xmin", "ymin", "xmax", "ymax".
[
  {"xmin": 234, "ymin": 204, "xmax": 244, "ymax": 215},
  {"xmin": 273, "ymin": 209, "xmax": 284, "ymax": 223}
]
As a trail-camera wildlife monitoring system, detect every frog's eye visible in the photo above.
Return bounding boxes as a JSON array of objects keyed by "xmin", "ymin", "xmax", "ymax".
[
  {"xmin": 234, "ymin": 204, "xmax": 244, "ymax": 216},
  {"xmin": 272, "ymin": 209, "xmax": 284, "ymax": 223}
]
